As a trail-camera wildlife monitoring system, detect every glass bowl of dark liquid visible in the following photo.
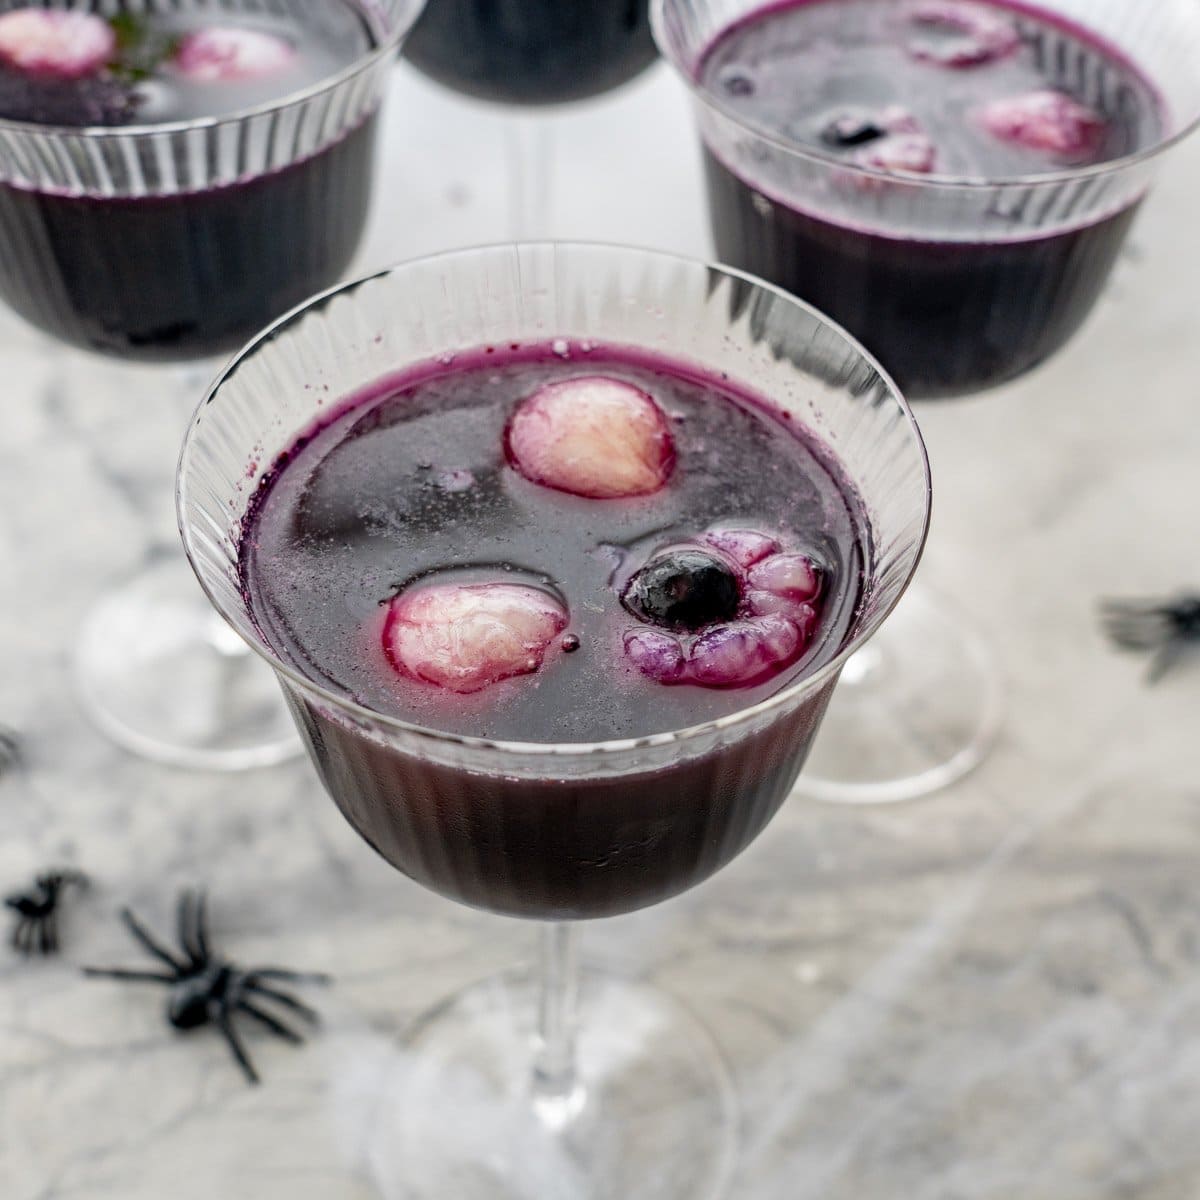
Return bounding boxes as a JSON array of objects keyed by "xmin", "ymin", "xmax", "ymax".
[
  {"xmin": 656, "ymin": 0, "xmax": 1200, "ymax": 802},
  {"xmin": 0, "ymin": 0, "xmax": 424, "ymax": 768},
  {"xmin": 405, "ymin": 0, "xmax": 658, "ymax": 107},
  {"xmin": 179, "ymin": 242, "xmax": 931, "ymax": 1200},
  {"xmin": 655, "ymin": 0, "xmax": 1200, "ymax": 400},
  {"xmin": 0, "ymin": 0, "xmax": 420, "ymax": 362}
]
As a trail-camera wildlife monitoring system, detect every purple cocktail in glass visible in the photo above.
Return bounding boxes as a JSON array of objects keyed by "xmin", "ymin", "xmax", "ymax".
[
  {"xmin": 0, "ymin": 0, "xmax": 393, "ymax": 360},
  {"xmin": 239, "ymin": 339, "xmax": 869, "ymax": 917},
  {"xmin": 664, "ymin": 0, "xmax": 1166, "ymax": 399},
  {"xmin": 0, "ymin": 0, "xmax": 424, "ymax": 767},
  {"xmin": 405, "ymin": 0, "xmax": 657, "ymax": 107},
  {"xmin": 179, "ymin": 243, "xmax": 931, "ymax": 1198},
  {"xmin": 656, "ymin": 0, "xmax": 1200, "ymax": 800}
]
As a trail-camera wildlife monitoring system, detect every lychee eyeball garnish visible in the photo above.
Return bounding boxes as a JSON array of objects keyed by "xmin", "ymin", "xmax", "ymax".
[
  {"xmin": 906, "ymin": 2, "xmax": 1020, "ymax": 68},
  {"xmin": 383, "ymin": 582, "xmax": 568, "ymax": 695},
  {"xmin": 174, "ymin": 27, "xmax": 297, "ymax": 83},
  {"xmin": 978, "ymin": 90, "xmax": 1107, "ymax": 158},
  {"xmin": 619, "ymin": 530, "xmax": 826, "ymax": 689},
  {"xmin": 856, "ymin": 132, "xmax": 938, "ymax": 176},
  {"xmin": 506, "ymin": 376, "xmax": 675, "ymax": 500},
  {"xmin": 0, "ymin": 10, "xmax": 115, "ymax": 79},
  {"xmin": 823, "ymin": 110, "xmax": 938, "ymax": 184}
]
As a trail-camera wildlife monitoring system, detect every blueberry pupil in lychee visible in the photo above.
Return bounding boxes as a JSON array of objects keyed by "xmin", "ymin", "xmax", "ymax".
[
  {"xmin": 821, "ymin": 113, "xmax": 888, "ymax": 148},
  {"xmin": 623, "ymin": 550, "xmax": 741, "ymax": 631}
]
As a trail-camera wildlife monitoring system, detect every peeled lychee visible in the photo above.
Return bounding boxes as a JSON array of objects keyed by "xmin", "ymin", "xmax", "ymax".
[
  {"xmin": 701, "ymin": 528, "xmax": 780, "ymax": 570},
  {"xmin": 383, "ymin": 582, "xmax": 567, "ymax": 695},
  {"xmin": 688, "ymin": 616, "xmax": 802, "ymax": 688},
  {"xmin": 978, "ymin": 89, "xmax": 1107, "ymax": 158},
  {"xmin": 174, "ymin": 27, "xmax": 296, "ymax": 83},
  {"xmin": 624, "ymin": 628, "xmax": 687, "ymax": 685},
  {"xmin": 856, "ymin": 132, "xmax": 938, "ymax": 176},
  {"xmin": 906, "ymin": 2, "xmax": 1021, "ymax": 68},
  {"xmin": 506, "ymin": 376, "xmax": 675, "ymax": 500},
  {"xmin": 748, "ymin": 553, "xmax": 821, "ymax": 603},
  {"xmin": 0, "ymin": 10, "xmax": 115, "ymax": 79}
]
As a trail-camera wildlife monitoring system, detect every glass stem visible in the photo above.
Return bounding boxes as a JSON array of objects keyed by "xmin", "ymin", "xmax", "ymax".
[
  {"xmin": 505, "ymin": 114, "xmax": 553, "ymax": 240},
  {"xmin": 531, "ymin": 921, "xmax": 584, "ymax": 1128}
]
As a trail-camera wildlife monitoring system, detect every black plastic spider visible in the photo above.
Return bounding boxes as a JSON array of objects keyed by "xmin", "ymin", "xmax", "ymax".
[
  {"xmin": 85, "ymin": 890, "xmax": 330, "ymax": 1084},
  {"xmin": 1100, "ymin": 593, "xmax": 1200, "ymax": 683},
  {"xmin": 6, "ymin": 869, "xmax": 88, "ymax": 956}
]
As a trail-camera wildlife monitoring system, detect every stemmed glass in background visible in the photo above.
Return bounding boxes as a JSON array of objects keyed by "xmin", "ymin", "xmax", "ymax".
[
  {"xmin": 0, "ymin": 0, "xmax": 424, "ymax": 768},
  {"xmin": 654, "ymin": 0, "xmax": 1200, "ymax": 803},
  {"xmin": 402, "ymin": 0, "xmax": 659, "ymax": 235},
  {"xmin": 178, "ymin": 242, "xmax": 931, "ymax": 1200}
]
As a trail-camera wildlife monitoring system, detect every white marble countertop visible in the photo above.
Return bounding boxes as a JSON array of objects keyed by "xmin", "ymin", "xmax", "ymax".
[{"xmin": 3, "ymin": 59, "xmax": 1200, "ymax": 1200}]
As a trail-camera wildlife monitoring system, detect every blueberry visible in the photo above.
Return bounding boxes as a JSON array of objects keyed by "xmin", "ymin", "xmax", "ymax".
[
  {"xmin": 622, "ymin": 550, "xmax": 741, "ymax": 631},
  {"xmin": 821, "ymin": 112, "xmax": 889, "ymax": 148}
]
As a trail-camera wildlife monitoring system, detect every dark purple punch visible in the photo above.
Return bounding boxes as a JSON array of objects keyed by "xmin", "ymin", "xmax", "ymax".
[
  {"xmin": 701, "ymin": 163, "xmax": 1141, "ymax": 398},
  {"xmin": 0, "ymin": 122, "xmax": 377, "ymax": 360},
  {"xmin": 404, "ymin": 0, "xmax": 657, "ymax": 106},
  {"xmin": 691, "ymin": 0, "xmax": 1164, "ymax": 398},
  {"xmin": 0, "ymin": 3, "xmax": 379, "ymax": 361},
  {"xmin": 239, "ymin": 342, "xmax": 869, "ymax": 918}
]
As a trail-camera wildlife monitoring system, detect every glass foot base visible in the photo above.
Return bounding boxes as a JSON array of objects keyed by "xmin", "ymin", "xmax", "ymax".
[
  {"xmin": 360, "ymin": 969, "xmax": 737, "ymax": 1200},
  {"xmin": 75, "ymin": 559, "xmax": 301, "ymax": 771},
  {"xmin": 796, "ymin": 588, "xmax": 1004, "ymax": 804}
]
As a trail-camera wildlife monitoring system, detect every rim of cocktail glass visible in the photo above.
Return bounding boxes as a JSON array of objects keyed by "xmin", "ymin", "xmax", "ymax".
[
  {"xmin": 650, "ymin": 0, "xmax": 1200, "ymax": 192},
  {"xmin": 177, "ymin": 241, "xmax": 932, "ymax": 761},
  {"xmin": 0, "ymin": 0, "xmax": 424, "ymax": 140}
]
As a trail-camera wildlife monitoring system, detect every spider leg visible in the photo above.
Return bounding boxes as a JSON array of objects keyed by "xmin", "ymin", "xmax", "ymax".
[
  {"xmin": 83, "ymin": 967, "xmax": 176, "ymax": 983},
  {"xmin": 193, "ymin": 890, "xmax": 210, "ymax": 962},
  {"xmin": 12, "ymin": 917, "xmax": 31, "ymax": 954},
  {"xmin": 177, "ymin": 890, "xmax": 201, "ymax": 966},
  {"xmin": 245, "ymin": 968, "xmax": 332, "ymax": 985},
  {"xmin": 120, "ymin": 907, "xmax": 187, "ymax": 971},
  {"xmin": 1147, "ymin": 638, "xmax": 1184, "ymax": 685},
  {"xmin": 237, "ymin": 999, "xmax": 305, "ymax": 1044},
  {"xmin": 218, "ymin": 1013, "xmax": 260, "ymax": 1085},
  {"xmin": 0, "ymin": 727, "xmax": 20, "ymax": 774},
  {"xmin": 20, "ymin": 918, "xmax": 41, "ymax": 957},
  {"xmin": 244, "ymin": 980, "xmax": 320, "ymax": 1025},
  {"xmin": 37, "ymin": 916, "xmax": 53, "ymax": 956}
]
